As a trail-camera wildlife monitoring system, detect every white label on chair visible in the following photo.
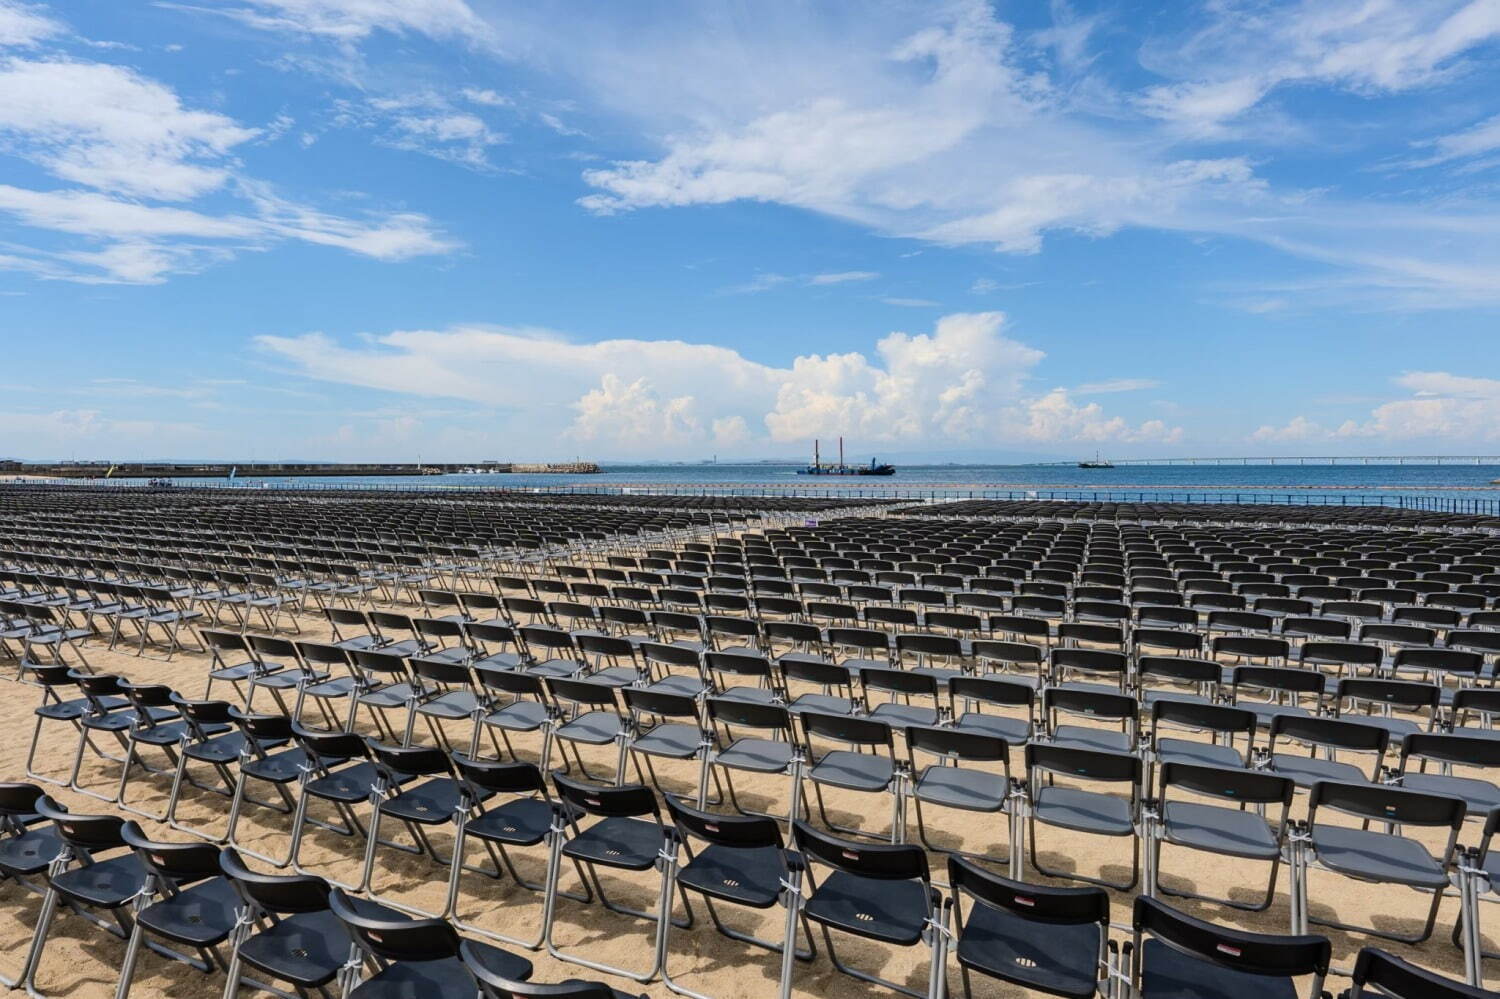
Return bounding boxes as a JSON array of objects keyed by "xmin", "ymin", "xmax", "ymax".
[{"xmin": 1215, "ymin": 943, "xmax": 1241, "ymax": 957}]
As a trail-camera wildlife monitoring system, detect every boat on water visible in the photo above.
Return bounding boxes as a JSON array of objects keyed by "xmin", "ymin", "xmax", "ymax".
[
  {"xmin": 1078, "ymin": 451, "xmax": 1115, "ymax": 469},
  {"xmin": 796, "ymin": 438, "xmax": 896, "ymax": 476}
]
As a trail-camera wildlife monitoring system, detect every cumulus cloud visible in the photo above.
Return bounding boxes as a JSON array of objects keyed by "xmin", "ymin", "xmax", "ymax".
[
  {"xmin": 1252, "ymin": 372, "xmax": 1500, "ymax": 446},
  {"xmin": 255, "ymin": 311, "xmax": 1181, "ymax": 457}
]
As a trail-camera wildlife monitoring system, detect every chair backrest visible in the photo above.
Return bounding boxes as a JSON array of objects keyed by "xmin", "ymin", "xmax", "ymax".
[
  {"xmin": 219, "ymin": 847, "xmax": 332, "ymax": 913},
  {"xmin": 1347, "ymin": 947, "xmax": 1493, "ymax": 999},
  {"xmin": 1132, "ymin": 896, "xmax": 1329, "ymax": 991},
  {"xmin": 1159, "ymin": 761, "xmax": 1293, "ymax": 808},
  {"xmin": 1151, "ymin": 700, "xmax": 1257, "ymax": 744},
  {"xmin": 792, "ymin": 820, "xmax": 928, "ymax": 881},
  {"xmin": 799, "ymin": 710, "xmax": 892, "ymax": 750},
  {"xmin": 665, "ymin": 795, "xmax": 783, "ymax": 849},
  {"xmin": 36, "ymin": 796, "xmax": 125, "ymax": 851},
  {"xmin": 1308, "ymin": 780, "xmax": 1466, "ymax": 831},
  {"xmin": 1026, "ymin": 743, "xmax": 1141, "ymax": 785},
  {"xmin": 329, "ymin": 887, "xmax": 461, "ymax": 962},
  {"xmin": 551, "ymin": 772, "xmax": 658, "ymax": 820},
  {"xmin": 121, "ymin": 820, "xmax": 222, "ymax": 884},
  {"xmin": 947, "ymin": 854, "xmax": 1108, "ymax": 926}
]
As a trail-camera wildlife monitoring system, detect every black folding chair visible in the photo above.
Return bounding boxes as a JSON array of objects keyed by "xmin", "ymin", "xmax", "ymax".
[
  {"xmin": 947, "ymin": 856, "xmax": 1112, "ymax": 998},
  {"xmin": 329, "ymin": 886, "xmax": 533, "ymax": 997},
  {"xmin": 540, "ymin": 773, "xmax": 692, "ymax": 983},
  {"xmin": 114, "ymin": 820, "xmax": 240, "ymax": 999},
  {"xmin": 1293, "ymin": 780, "xmax": 1465, "ymax": 943},
  {"xmin": 783, "ymin": 820, "xmax": 947, "ymax": 999},
  {"xmin": 1128, "ymin": 895, "xmax": 1329, "ymax": 999},
  {"xmin": 663, "ymin": 796, "xmax": 813, "ymax": 997},
  {"xmin": 906, "ymin": 724, "xmax": 1019, "ymax": 872},
  {"xmin": 1344, "ymin": 946, "xmax": 1496, "ymax": 998},
  {"xmin": 218, "ymin": 847, "xmax": 346, "ymax": 999},
  {"xmin": 1147, "ymin": 761, "xmax": 1292, "ymax": 912},
  {"xmin": 1025, "ymin": 743, "xmax": 1142, "ymax": 890}
]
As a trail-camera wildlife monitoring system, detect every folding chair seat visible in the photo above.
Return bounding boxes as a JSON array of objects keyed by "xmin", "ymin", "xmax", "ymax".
[
  {"xmin": 799, "ymin": 710, "xmax": 902, "ymax": 841},
  {"xmin": 1149, "ymin": 700, "xmax": 1257, "ymax": 774},
  {"xmin": 112, "ymin": 821, "xmax": 240, "ymax": 999},
  {"xmin": 1025, "ymin": 743, "xmax": 1142, "ymax": 890},
  {"xmin": 1043, "ymin": 686, "xmax": 1138, "ymax": 754},
  {"xmin": 1344, "ymin": 946, "xmax": 1494, "ymax": 999},
  {"xmin": 218, "ymin": 849, "xmax": 347, "ymax": 998},
  {"xmin": 1294, "ymin": 780, "xmax": 1465, "ymax": 943},
  {"xmin": 949, "ymin": 673, "xmax": 1034, "ymax": 745},
  {"xmin": 1266, "ymin": 714, "xmax": 1389, "ymax": 789},
  {"xmin": 663, "ymin": 796, "xmax": 812, "ymax": 993},
  {"xmin": 907, "ymin": 724, "xmax": 1018, "ymax": 869},
  {"xmin": 1127, "ymin": 895, "xmax": 1330, "ymax": 999},
  {"xmin": 947, "ymin": 856, "xmax": 1111, "ymax": 999},
  {"xmin": 547, "ymin": 677, "xmax": 629, "ymax": 783},
  {"xmin": 541, "ymin": 774, "xmax": 691, "ymax": 983},
  {"xmin": 1148, "ymin": 762, "xmax": 1292, "ymax": 911},
  {"xmin": 783, "ymin": 820, "xmax": 947, "ymax": 999}
]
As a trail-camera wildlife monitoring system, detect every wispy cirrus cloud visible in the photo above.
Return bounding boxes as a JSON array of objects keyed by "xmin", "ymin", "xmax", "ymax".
[{"xmin": 0, "ymin": 17, "xmax": 455, "ymax": 283}]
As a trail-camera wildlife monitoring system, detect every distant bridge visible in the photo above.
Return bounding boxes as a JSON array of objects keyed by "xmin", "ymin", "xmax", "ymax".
[{"xmin": 1030, "ymin": 455, "xmax": 1500, "ymax": 466}]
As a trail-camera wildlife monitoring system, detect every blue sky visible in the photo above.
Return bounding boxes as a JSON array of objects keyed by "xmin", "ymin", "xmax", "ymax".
[{"xmin": 2, "ymin": 0, "xmax": 1500, "ymax": 462}]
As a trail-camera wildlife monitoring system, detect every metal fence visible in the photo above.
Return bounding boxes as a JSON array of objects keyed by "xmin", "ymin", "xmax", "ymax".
[{"xmin": 11, "ymin": 477, "xmax": 1499, "ymax": 516}]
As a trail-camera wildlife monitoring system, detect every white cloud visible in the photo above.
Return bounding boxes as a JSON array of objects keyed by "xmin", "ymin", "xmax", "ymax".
[
  {"xmin": 0, "ymin": 58, "xmax": 258, "ymax": 199},
  {"xmin": 461, "ymin": 87, "xmax": 510, "ymax": 107},
  {"xmin": 1074, "ymin": 378, "xmax": 1160, "ymax": 395},
  {"xmin": 1259, "ymin": 372, "xmax": 1500, "ymax": 445},
  {"xmin": 1137, "ymin": 0, "xmax": 1500, "ymax": 133},
  {"xmin": 0, "ymin": 408, "xmax": 206, "ymax": 455},
  {"xmin": 1410, "ymin": 113, "xmax": 1500, "ymax": 168},
  {"xmin": 175, "ymin": 0, "xmax": 488, "ymax": 44},
  {"xmin": 340, "ymin": 94, "xmax": 505, "ymax": 169},
  {"xmin": 0, "ymin": 53, "xmax": 454, "ymax": 282},
  {"xmin": 1250, "ymin": 415, "xmax": 1329, "ymax": 443},
  {"xmin": 0, "ymin": 0, "xmax": 62, "ymax": 47},
  {"xmin": 807, "ymin": 270, "xmax": 878, "ymax": 285},
  {"xmin": 255, "ymin": 311, "xmax": 1182, "ymax": 457},
  {"xmin": 970, "ymin": 277, "xmax": 999, "ymax": 294}
]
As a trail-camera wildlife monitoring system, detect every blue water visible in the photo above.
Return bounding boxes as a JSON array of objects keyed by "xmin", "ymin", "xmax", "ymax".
[{"xmin": 60, "ymin": 461, "xmax": 1500, "ymax": 507}]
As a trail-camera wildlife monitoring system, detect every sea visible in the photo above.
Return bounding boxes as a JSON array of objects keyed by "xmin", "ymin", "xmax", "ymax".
[{"xmin": 40, "ymin": 462, "xmax": 1500, "ymax": 513}]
